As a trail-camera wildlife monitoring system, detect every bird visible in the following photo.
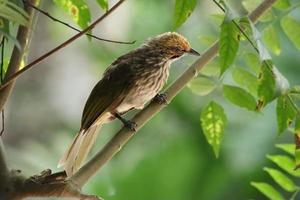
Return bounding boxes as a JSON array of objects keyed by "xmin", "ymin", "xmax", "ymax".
[{"xmin": 58, "ymin": 32, "xmax": 200, "ymax": 176}]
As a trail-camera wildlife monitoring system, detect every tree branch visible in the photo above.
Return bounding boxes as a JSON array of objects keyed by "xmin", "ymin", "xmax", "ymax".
[
  {"xmin": 23, "ymin": 0, "xmax": 135, "ymax": 44},
  {"xmin": 0, "ymin": 0, "xmax": 126, "ymax": 92},
  {"xmin": 70, "ymin": 0, "xmax": 277, "ymax": 188}
]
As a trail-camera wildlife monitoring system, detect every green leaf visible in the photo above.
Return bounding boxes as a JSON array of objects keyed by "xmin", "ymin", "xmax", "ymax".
[
  {"xmin": 273, "ymin": 0, "xmax": 291, "ymax": 9},
  {"xmin": 257, "ymin": 61, "xmax": 289, "ymax": 109},
  {"xmin": 263, "ymin": 167, "xmax": 297, "ymax": 192},
  {"xmin": 219, "ymin": 20, "xmax": 239, "ymax": 75},
  {"xmin": 296, "ymin": 148, "xmax": 300, "ymax": 169},
  {"xmin": 251, "ymin": 182, "xmax": 284, "ymax": 200},
  {"xmin": 173, "ymin": 0, "xmax": 197, "ymax": 29},
  {"xmin": 276, "ymin": 95, "xmax": 297, "ymax": 133},
  {"xmin": 280, "ymin": 16, "xmax": 300, "ymax": 50},
  {"xmin": 201, "ymin": 59, "xmax": 220, "ymax": 77},
  {"xmin": 200, "ymin": 101, "xmax": 227, "ymax": 158},
  {"xmin": 275, "ymin": 144, "xmax": 295, "ymax": 155},
  {"xmin": 263, "ymin": 25, "xmax": 281, "ymax": 55},
  {"xmin": 53, "ymin": 0, "xmax": 91, "ymax": 30},
  {"xmin": 232, "ymin": 67, "xmax": 258, "ymax": 96},
  {"xmin": 0, "ymin": 1, "xmax": 28, "ymax": 26},
  {"xmin": 223, "ymin": 85, "xmax": 257, "ymax": 111},
  {"xmin": 244, "ymin": 52, "xmax": 260, "ymax": 74},
  {"xmin": 257, "ymin": 61, "xmax": 276, "ymax": 108},
  {"xmin": 187, "ymin": 77, "xmax": 216, "ymax": 96},
  {"xmin": 267, "ymin": 155, "xmax": 300, "ymax": 177},
  {"xmin": 96, "ymin": 0, "xmax": 108, "ymax": 11}
]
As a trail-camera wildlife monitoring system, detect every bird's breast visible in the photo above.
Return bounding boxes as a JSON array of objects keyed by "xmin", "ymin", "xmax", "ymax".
[{"xmin": 118, "ymin": 63, "xmax": 170, "ymax": 111}]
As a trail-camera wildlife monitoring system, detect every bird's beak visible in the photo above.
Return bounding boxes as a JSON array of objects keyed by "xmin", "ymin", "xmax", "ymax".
[{"xmin": 187, "ymin": 48, "xmax": 200, "ymax": 56}]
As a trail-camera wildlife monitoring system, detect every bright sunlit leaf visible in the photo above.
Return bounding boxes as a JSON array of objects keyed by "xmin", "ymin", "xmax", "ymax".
[
  {"xmin": 200, "ymin": 101, "xmax": 227, "ymax": 158},
  {"xmin": 273, "ymin": 0, "xmax": 291, "ymax": 9},
  {"xmin": 187, "ymin": 77, "xmax": 216, "ymax": 96},
  {"xmin": 53, "ymin": 0, "xmax": 91, "ymax": 30},
  {"xmin": 275, "ymin": 144, "xmax": 295, "ymax": 155},
  {"xmin": 223, "ymin": 85, "xmax": 257, "ymax": 111},
  {"xmin": 263, "ymin": 167, "xmax": 297, "ymax": 192},
  {"xmin": 267, "ymin": 154, "xmax": 300, "ymax": 177},
  {"xmin": 173, "ymin": 0, "xmax": 197, "ymax": 29},
  {"xmin": 281, "ymin": 16, "xmax": 300, "ymax": 50},
  {"xmin": 263, "ymin": 25, "xmax": 281, "ymax": 55},
  {"xmin": 219, "ymin": 20, "xmax": 239, "ymax": 75},
  {"xmin": 251, "ymin": 182, "xmax": 284, "ymax": 200},
  {"xmin": 276, "ymin": 95, "xmax": 297, "ymax": 134}
]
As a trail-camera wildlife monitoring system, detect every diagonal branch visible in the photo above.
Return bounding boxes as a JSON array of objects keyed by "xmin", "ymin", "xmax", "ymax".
[
  {"xmin": 0, "ymin": 0, "xmax": 126, "ymax": 92},
  {"xmin": 69, "ymin": 0, "xmax": 277, "ymax": 188},
  {"xmin": 23, "ymin": 0, "xmax": 135, "ymax": 44}
]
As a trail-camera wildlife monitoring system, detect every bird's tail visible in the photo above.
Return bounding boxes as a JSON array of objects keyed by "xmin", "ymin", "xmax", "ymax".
[{"xmin": 58, "ymin": 125, "xmax": 100, "ymax": 177}]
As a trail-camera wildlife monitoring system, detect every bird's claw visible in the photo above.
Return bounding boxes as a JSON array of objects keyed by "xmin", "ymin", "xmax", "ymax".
[
  {"xmin": 124, "ymin": 120, "xmax": 137, "ymax": 131},
  {"xmin": 153, "ymin": 93, "xmax": 168, "ymax": 105}
]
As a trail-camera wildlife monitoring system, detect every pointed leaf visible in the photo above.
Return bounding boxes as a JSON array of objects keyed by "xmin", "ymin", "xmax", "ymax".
[
  {"xmin": 96, "ymin": 0, "xmax": 108, "ymax": 11},
  {"xmin": 264, "ymin": 167, "xmax": 297, "ymax": 192},
  {"xmin": 200, "ymin": 101, "xmax": 227, "ymax": 158},
  {"xmin": 173, "ymin": 0, "xmax": 197, "ymax": 29},
  {"xmin": 267, "ymin": 155, "xmax": 300, "ymax": 177},
  {"xmin": 276, "ymin": 95, "xmax": 297, "ymax": 133},
  {"xmin": 273, "ymin": 0, "xmax": 291, "ymax": 9},
  {"xmin": 187, "ymin": 77, "xmax": 216, "ymax": 96},
  {"xmin": 219, "ymin": 20, "xmax": 239, "ymax": 75},
  {"xmin": 232, "ymin": 67, "xmax": 258, "ymax": 95},
  {"xmin": 223, "ymin": 85, "xmax": 256, "ymax": 111},
  {"xmin": 281, "ymin": 16, "xmax": 300, "ymax": 50},
  {"xmin": 251, "ymin": 182, "xmax": 284, "ymax": 200},
  {"xmin": 53, "ymin": 0, "xmax": 91, "ymax": 30},
  {"xmin": 263, "ymin": 25, "xmax": 281, "ymax": 55},
  {"xmin": 257, "ymin": 61, "xmax": 289, "ymax": 109},
  {"xmin": 275, "ymin": 144, "xmax": 295, "ymax": 155}
]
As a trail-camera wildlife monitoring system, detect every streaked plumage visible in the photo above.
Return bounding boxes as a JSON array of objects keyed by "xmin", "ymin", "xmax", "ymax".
[{"xmin": 58, "ymin": 32, "xmax": 199, "ymax": 176}]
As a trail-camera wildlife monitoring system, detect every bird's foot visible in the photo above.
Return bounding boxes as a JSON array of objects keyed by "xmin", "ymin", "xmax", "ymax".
[
  {"xmin": 153, "ymin": 93, "xmax": 168, "ymax": 105},
  {"xmin": 123, "ymin": 120, "xmax": 137, "ymax": 131}
]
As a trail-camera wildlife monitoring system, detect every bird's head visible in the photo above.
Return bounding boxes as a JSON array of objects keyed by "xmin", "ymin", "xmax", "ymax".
[{"xmin": 145, "ymin": 32, "xmax": 200, "ymax": 60}]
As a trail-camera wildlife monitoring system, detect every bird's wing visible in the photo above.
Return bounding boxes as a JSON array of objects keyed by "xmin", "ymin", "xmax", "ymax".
[{"xmin": 80, "ymin": 62, "xmax": 135, "ymax": 130}]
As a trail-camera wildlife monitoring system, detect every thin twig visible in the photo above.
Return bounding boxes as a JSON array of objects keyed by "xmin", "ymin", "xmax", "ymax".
[
  {"xmin": 69, "ymin": 0, "xmax": 277, "ymax": 187},
  {"xmin": 23, "ymin": 0, "xmax": 135, "ymax": 44},
  {"xmin": 0, "ymin": 37, "xmax": 4, "ymax": 82},
  {"xmin": 0, "ymin": 0, "xmax": 126, "ymax": 92},
  {"xmin": 0, "ymin": 38, "xmax": 4, "ymax": 136},
  {"xmin": 0, "ymin": 111, "xmax": 4, "ymax": 136}
]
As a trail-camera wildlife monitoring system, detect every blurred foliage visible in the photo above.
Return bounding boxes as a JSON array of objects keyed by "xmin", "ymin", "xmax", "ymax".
[{"xmin": 1, "ymin": 0, "xmax": 300, "ymax": 200}]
